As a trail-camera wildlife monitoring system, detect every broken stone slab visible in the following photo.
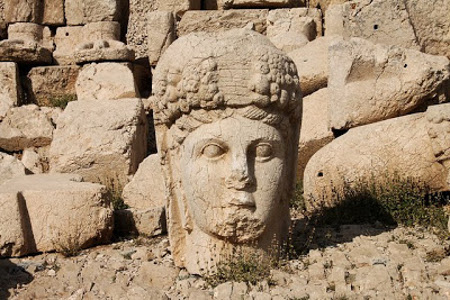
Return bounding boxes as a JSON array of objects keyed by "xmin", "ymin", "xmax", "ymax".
[
  {"xmin": 65, "ymin": 0, "xmax": 121, "ymax": 25},
  {"xmin": 178, "ymin": 10, "xmax": 269, "ymax": 36},
  {"xmin": 147, "ymin": 11, "xmax": 175, "ymax": 66},
  {"xmin": 49, "ymin": 98, "xmax": 147, "ymax": 184},
  {"xmin": 329, "ymin": 38, "xmax": 450, "ymax": 131},
  {"xmin": 0, "ymin": 40, "xmax": 52, "ymax": 65},
  {"xmin": 288, "ymin": 35, "xmax": 341, "ymax": 96},
  {"xmin": 0, "ymin": 174, "xmax": 114, "ymax": 256},
  {"xmin": 122, "ymin": 154, "xmax": 165, "ymax": 210},
  {"xmin": 303, "ymin": 107, "xmax": 450, "ymax": 211},
  {"xmin": 114, "ymin": 207, "xmax": 166, "ymax": 238},
  {"xmin": 0, "ymin": 62, "xmax": 21, "ymax": 120},
  {"xmin": 0, "ymin": 152, "xmax": 27, "ymax": 185},
  {"xmin": 155, "ymin": 0, "xmax": 201, "ymax": 17},
  {"xmin": 4, "ymin": 0, "xmax": 43, "ymax": 24},
  {"xmin": 267, "ymin": 8, "xmax": 323, "ymax": 52},
  {"xmin": 0, "ymin": 105, "xmax": 59, "ymax": 152},
  {"xmin": 26, "ymin": 65, "xmax": 80, "ymax": 107},
  {"xmin": 73, "ymin": 40, "xmax": 135, "ymax": 64},
  {"xmin": 43, "ymin": 0, "xmax": 64, "ymax": 25},
  {"xmin": 75, "ymin": 62, "xmax": 139, "ymax": 101},
  {"xmin": 297, "ymin": 88, "xmax": 333, "ymax": 181},
  {"xmin": 325, "ymin": 0, "xmax": 420, "ymax": 50}
]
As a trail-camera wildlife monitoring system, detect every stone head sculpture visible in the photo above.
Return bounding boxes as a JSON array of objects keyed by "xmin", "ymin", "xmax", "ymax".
[{"xmin": 152, "ymin": 30, "xmax": 302, "ymax": 274}]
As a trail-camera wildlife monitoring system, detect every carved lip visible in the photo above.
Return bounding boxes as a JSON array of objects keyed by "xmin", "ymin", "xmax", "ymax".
[{"xmin": 229, "ymin": 192, "xmax": 256, "ymax": 208}]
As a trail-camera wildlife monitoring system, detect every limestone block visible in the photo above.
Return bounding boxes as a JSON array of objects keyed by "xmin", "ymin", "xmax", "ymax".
[
  {"xmin": 178, "ymin": 10, "xmax": 269, "ymax": 36},
  {"xmin": 0, "ymin": 192, "xmax": 30, "ymax": 257},
  {"xmin": 49, "ymin": 99, "xmax": 148, "ymax": 184},
  {"xmin": 75, "ymin": 63, "xmax": 139, "ymax": 101},
  {"xmin": 122, "ymin": 154, "xmax": 165, "ymax": 210},
  {"xmin": 147, "ymin": 11, "xmax": 175, "ymax": 66},
  {"xmin": 7, "ymin": 22, "xmax": 53, "ymax": 50},
  {"xmin": 303, "ymin": 111, "xmax": 449, "ymax": 211},
  {"xmin": 0, "ymin": 62, "xmax": 21, "ymax": 120},
  {"xmin": 73, "ymin": 40, "xmax": 135, "ymax": 64},
  {"xmin": 307, "ymin": 0, "xmax": 349, "ymax": 11},
  {"xmin": 126, "ymin": 0, "xmax": 157, "ymax": 60},
  {"xmin": 114, "ymin": 207, "xmax": 166, "ymax": 237},
  {"xmin": 325, "ymin": 0, "xmax": 420, "ymax": 50},
  {"xmin": 26, "ymin": 66, "xmax": 80, "ymax": 107},
  {"xmin": 65, "ymin": 0, "xmax": 120, "ymax": 25},
  {"xmin": 156, "ymin": 0, "xmax": 200, "ymax": 16},
  {"xmin": 0, "ymin": 105, "xmax": 57, "ymax": 152},
  {"xmin": 0, "ymin": 39, "xmax": 52, "ymax": 65},
  {"xmin": 0, "ymin": 174, "xmax": 114, "ymax": 254},
  {"xmin": 215, "ymin": 0, "xmax": 304, "ymax": 9},
  {"xmin": 405, "ymin": 0, "xmax": 450, "ymax": 59},
  {"xmin": 0, "ymin": 153, "xmax": 27, "ymax": 185},
  {"xmin": 83, "ymin": 21, "xmax": 120, "ymax": 41},
  {"xmin": 4, "ymin": 0, "xmax": 42, "ymax": 23},
  {"xmin": 21, "ymin": 147, "xmax": 50, "ymax": 174},
  {"xmin": 53, "ymin": 26, "xmax": 84, "ymax": 65},
  {"xmin": 329, "ymin": 38, "xmax": 450, "ymax": 130},
  {"xmin": 288, "ymin": 36, "xmax": 340, "ymax": 96},
  {"xmin": 43, "ymin": 0, "xmax": 64, "ymax": 25},
  {"xmin": 267, "ymin": 8, "xmax": 322, "ymax": 52},
  {"xmin": 297, "ymin": 88, "xmax": 333, "ymax": 180}
]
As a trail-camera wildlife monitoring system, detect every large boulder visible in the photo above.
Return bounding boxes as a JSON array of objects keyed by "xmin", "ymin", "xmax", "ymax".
[
  {"xmin": 0, "ymin": 153, "xmax": 27, "ymax": 185},
  {"xmin": 329, "ymin": 38, "xmax": 450, "ymax": 131},
  {"xmin": 49, "ymin": 99, "xmax": 148, "ymax": 184},
  {"xmin": 75, "ymin": 63, "xmax": 139, "ymax": 101},
  {"xmin": 0, "ymin": 174, "xmax": 114, "ymax": 257},
  {"xmin": 0, "ymin": 105, "xmax": 59, "ymax": 152},
  {"xmin": 0, "ymin": 62, "xmax": 21, "ymax": 120},
  {"xmin": 303, "ymin": 105, "xmax": 450, "ymax": 211}
]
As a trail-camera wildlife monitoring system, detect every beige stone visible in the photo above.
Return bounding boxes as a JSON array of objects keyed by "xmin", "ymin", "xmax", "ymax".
[
  {"xmin": 156, "ymin": 0, "xmax": 200, "ymax": 17},
  {"xmin": 147, "ymin": 11, "xmax": 175, "ymax": 66},
  {"xmin": 0, "ymin": 62, "xmax": 21, "ymax": 120},
  {"xmin": 75, "ymin": 62, "xmax": 139, "ymax": 101},
  {"xmin": 83, "ymin": 21, "xmax": 120, "ymax": 41},
  {"xmin": 7, "ymin": 22, "xmax": 53, "ymax": 50},
  {"xmin": 21, "ymin": 147, "xmax": 50, "ymax": 174},
  {"xmin": 178, "ymin": 10, "xmax": 269, "ymax": 36},
  {"xmin": 122, "ymin": 154, "xmax": 165, "ymax": 210},
  {"xmin": 26, "ymin": 66, "xmax": 80, "ymax": 107},
  {"xmin": 43, "ymin": 0, "xmax": 64, "ymax": 25},
  {"xmin": 297, "ymin": 88, "xmax": 333, "ymax": 180},
  {"xmin": 4, "ymin": 0, "xmax": 42, "ymax": 23},
  {"xmin": 303, "ymin": 108, "xmax": 450, "ymax": 211},
  {"xmin": 0, "ymin": 153, "xmax": 27, "ymax": 185},
  {"xmin": 73, "ymin": 40, "xmax": 135, "ymax": 64},
  {"xmin": 53, "ymin": 26, "xmax": 84, "ymax": 65},
  {"xmin": 135, "ymin": 262, "xmax": 178, "ymax": 290},
  {"xmin": 307, "ymin": 0, "xmax": 349, "ymax": 11},
  {"xmin": 267, "ymin": 8, "xmax": 322, "ymax": 52},
  {"xmin": 0, "ymin": 40, "xmax": 52, "ymax": 65},
  {"xmin": 288, "ymin": 36, "xmax": 340, "ymax": 96},
  {"xmin": 114, "ymin": 207, "xmax": 166, "ymax": 237},
  {"xmin": 65, "ymin": 0, "xmax": 120, "ymax": 25},
  {"xmin": 0, "ymin": 174, "xmax": 114, "ymax": 254},
  {"xmin": 152, "ymin": 30, "xmax": 301, "ymax": 274},
  {"xmin": 126, "ymin": 0, "xmax": 157, "ymax": 60},
  {"xmin": 215, "ymin": 0, "xmax": 304, "ymax": 9},
  {"xmin": 329, "ymin": 38, "xmax": 450, "ymax": 130},
  {"xmin": 49, "ymin": 99, "xmax": 147, "ymax": 184},
  {"xmin": 325, "ymin": 0, "xmax": 420, "ymax": 50},
  {"xmin": 0, "ymin": 105, "xmax": 57, "ymax": 152}
]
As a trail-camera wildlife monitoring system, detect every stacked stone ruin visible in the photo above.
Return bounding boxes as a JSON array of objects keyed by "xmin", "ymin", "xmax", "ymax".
[{"xmin": 0, "ymin": 0, "xmax": 449, "ymax": 259}]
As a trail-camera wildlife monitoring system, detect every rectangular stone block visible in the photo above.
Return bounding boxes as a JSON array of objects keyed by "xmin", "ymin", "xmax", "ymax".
[
  {"xmin": 4, "ymin": 0, "xmax": 42, "ymax": 24},
  {"xmin": 147, "ymin": 11, "xmax": 175, "ymax": 66},
  {"xmin": 0, "ymin": 62, "xmax": 21, "ymax": 120},
  {"xmin": 43, "ymin": 0, "xmax": 64, "ymax": 25},
  {"xmin": 65, "ymin": 0, "xmax": 120, "ymax": 25},
  {"xmin": 53, "ymin": 26, "xmax": 84, "ymax": 65},
  {"xmin": 178, "ymin": 9, "xmax": 269, "ymax": 36},
  {"xmin": 26, "ymin": 66, "xmax": 80, "ymax": 107},
  {"xmin": 114, "ymin": 207, "xmax": 166, "ymax": 237},
  {"xmin": 206, "ymin": 0, "xmax": 304, "ymax": 9},
  {"xmin": 156, "ymin": 0, "xmax": 201, "ymax": 16}
]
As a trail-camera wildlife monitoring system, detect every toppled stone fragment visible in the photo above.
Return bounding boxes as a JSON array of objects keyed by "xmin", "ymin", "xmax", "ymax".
[
  {"xmin": 0, "ymin": 105, "xmax": 57, "ymax": 152},
  {"xmin": 0, "ymin": 153, "xmax": 27, "ymax": 185},
  {"xmin": 329, "ymin": 38, "xmax": 450, "ymax": 130},
  {"xmin": 0, "ymin": 62, "xmax": 21, "ymax": 120},
  {"xmin": 147, "ymin": 11, "xmax": 175, "ymax": 66},
  {"xmin": 114, "ymin": 207, "xmax": 166, "ymax": 237},
  {"xmin": 49, "ymin": 99, "xmax": 147, "ymax": 184}
]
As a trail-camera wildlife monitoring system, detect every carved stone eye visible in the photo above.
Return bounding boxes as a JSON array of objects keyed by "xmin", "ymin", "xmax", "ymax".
[
  {"xmin": 255, "ymin": 143, "xmax": 273, "ymax": 159},
  {"xmin": 202, "ymin": 144, "xmax": 225, "ymax": 158}
]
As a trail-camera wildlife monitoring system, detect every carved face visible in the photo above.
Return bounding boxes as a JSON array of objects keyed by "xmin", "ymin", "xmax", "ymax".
[{"xmin": 179, "ymin": 115, "xmax": 286, "ymax": 242}]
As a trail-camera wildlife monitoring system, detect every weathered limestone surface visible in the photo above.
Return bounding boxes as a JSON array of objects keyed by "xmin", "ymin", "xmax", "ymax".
[
  {"xmin": 178, "ymin": 10, "xmax": 269, "ymax": 36},
  {"xmin": 152, "ymin": 30, "xmax": 302, "ymax": 274},
  {"xmin": 21, "ymin": 146, "xmax": 50, "ymax": 174},
  {"xmin": 43, "ymin": 0, "xmax": 64, "ymax": 25},
  {"xmin": 0, "ymin": 174, "xmax": 114, "ymax": 255},
  {"xmin": 307, "ymin": 0, "xmax": 349, "ymax": 11},
  {"xmin": 0, "ymin": 62, "xmax": 21, "ymax": 120},
  {"xmin": 75, "ymin": 63, "xmax": 139, "ymax": 101},
  {"xmin": 114, "ymin": 207, "xmax": 166, "ymax": 237},
  {"xmin": 26, "ymin": 66, "xmax": 80, "ymax": 107},
  {"xmin": 147, "ymin": 11, "xmax": 175, "ymax": 66},
  {"xmin": 4, "ymin": 0, "xmax": 42, "ymax": 23},
  {"xmin": 213, "ymin": 0, "xmax": 304, "ymax": 9},
  {"xmin": 0, "ymin": 40, "xmax": 52, "ymax": 65},
  {"xmin": 156, "ymin": 0, "xmax": 200, "ymax": 16},
  {"xmin": 65, "ymin": 0, "xmax": 120, "ymax": 25},
  {"xmin": 297, "ymin": 88, "xmax": 333, "ymax": 180},
  {"xmin": 288, "ymin": 36, "xmax": 340, "ymax": 96},
  {"xmin": 329, "ymin": 38, "xmax": 450, "ymax": 130},
  {"xmin": 303, "ymin": 108, "xmax": 450, "ymax": 211},
  {"xmin": 126, "ymin": 0, "xmax": 157, "ymax": 60},
  {"xmin": 0, "ymin": 153, "xmax": 27, "ymax": 185},
  {"xmin": 267, "ymin": 8, "xmax": 322, "ymax": 52},
  {"xmin": 49, "ymin": 99, "xmax": 147, "ymax": 184},
  {"xmin": 122, "ymin": 154, "xmax": 165, "ymax": 210},
  {"xmin": 73, "ymin": 40, "xmax": 135, "ymax": 64},
  {"xmin": 325, "ymin": 0, "xmax": 420, "ymax": 50},
  {"xmin": 0, "ymin": 105, "xmax": 58, "ymax": 152},
  {"xmin": 53, "ymin": 26, "xmax": 84, "ymax": 65},
  {"xmin": 83, "ymin": 21, "xmax": 121, "ymax": 40}
]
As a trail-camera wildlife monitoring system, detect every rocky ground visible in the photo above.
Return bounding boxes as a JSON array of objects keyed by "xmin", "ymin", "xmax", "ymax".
[{"xmin": 1, "ymin": 222, "xmax": 450, "ymax": 300}]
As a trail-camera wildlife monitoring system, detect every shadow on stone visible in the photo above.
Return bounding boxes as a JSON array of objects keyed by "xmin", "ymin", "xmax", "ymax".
[{"xmin": 0, "ymin": 259, "xmax": 33, "ymax": 299}]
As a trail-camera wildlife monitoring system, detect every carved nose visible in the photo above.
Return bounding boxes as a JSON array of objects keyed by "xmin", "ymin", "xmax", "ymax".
[{"xmin": 225, "ymin": 154, "xmax": 254, "ymax": 190}]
